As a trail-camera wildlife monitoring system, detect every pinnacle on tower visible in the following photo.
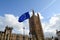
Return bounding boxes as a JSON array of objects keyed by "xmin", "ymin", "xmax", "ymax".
[
  {"xmin": 31, "ymin": 10, "xmax": 35, "ymax": 15},
  {"xmin": 37, "ymin": 13, "xmax": 39, "ymax": 17}
]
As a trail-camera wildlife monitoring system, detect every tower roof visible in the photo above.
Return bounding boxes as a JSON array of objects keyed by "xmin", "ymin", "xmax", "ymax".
[{"xmin": 5, "ymin": 25, "xmax": 13, "ymax": 30}]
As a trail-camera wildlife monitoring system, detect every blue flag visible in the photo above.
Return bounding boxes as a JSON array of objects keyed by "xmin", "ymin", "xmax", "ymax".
[{"xmin": 18, "ymin": 12, "xmax": 30, "ymax": 22}]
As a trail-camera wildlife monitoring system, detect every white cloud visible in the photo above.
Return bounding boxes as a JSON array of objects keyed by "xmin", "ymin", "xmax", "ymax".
[
  {"xmin": 49, "ymin": 16, "xmax": 59, "ymax": 25},
  {"xmin": 42, "ymin": 14, "xmax": 60, "ymax": 37},
  {"xmin": 1, "ymin": 12, "xmax": 60, "ymax": 38},
  {"xmin": 0, "ymin": 12, "xmax": 44, "ymax": 35},
  {"xmin": 29, "ymin": 11, "xmax": 44, "ymax": 19},
  {"xmin": 0, "ymin": 14, "xmax": 25, "ymax": 34}
]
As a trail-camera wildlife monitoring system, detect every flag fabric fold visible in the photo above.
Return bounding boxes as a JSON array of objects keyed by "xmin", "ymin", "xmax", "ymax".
[{"xmin": 18, "ymin": 12, "xmax": 30, "ymax": 22}]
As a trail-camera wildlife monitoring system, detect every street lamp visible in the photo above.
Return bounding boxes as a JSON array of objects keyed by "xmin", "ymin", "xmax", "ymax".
[{"xmin": 23, "ymin": 27, "xmax": 25, "ymax": 40}]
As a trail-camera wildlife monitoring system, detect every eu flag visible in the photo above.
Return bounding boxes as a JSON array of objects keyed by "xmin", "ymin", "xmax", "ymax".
[{"xmin": 18, "ymin": 12, "xmax": 30, "ymax": 22}]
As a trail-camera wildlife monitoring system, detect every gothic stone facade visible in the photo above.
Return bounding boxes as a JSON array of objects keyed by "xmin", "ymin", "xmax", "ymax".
[
  {"xmin": 0, "ymin": 26, "xmax": 29, "ymax": 40},
  {"xmin": 29, "ymin": 10, "xmax": 44, "ymax": 40}
]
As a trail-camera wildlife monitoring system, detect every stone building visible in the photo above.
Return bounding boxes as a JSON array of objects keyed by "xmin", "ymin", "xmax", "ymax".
[
  {"xmin": 29, "ymin": 10, "xmax": 44, "ymax": 40},
  {"xmin": 56, "ymin": 30, "xmax": 60, "ymax": 40},
  {"xmin": 0, "ymin": 26, "xmax": 29, "ymax": 40}
]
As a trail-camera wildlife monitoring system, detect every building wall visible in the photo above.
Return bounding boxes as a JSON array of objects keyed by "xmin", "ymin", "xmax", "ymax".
[
  {"xmin": 29, "ymin": 10, "xmax": 44, "ymax": 40},
  {"xmin": 0, "ymin": 26, "xmax": 29, "ymax": 40},
  {"xmin": 56, "ymin": 31, "xmax": 60, "ymax": 40}
]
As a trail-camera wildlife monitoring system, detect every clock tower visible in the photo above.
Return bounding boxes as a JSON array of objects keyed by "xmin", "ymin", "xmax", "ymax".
[{"xmin": 29, "ymin": 10, "xmax": 44, "ymax": 40}]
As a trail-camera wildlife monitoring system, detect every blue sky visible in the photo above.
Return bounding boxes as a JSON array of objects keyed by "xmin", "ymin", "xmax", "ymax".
[
  {"xmin": 0, "ymin": 0, "xmax": 58, "ymax": 16},
  {"xmin": 0, "ymin": 0, "xmax": 60, "ymax": 22},
  {"xmin": 0, "ymin": 0, "xmax": 60, "ymax": 37}
]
